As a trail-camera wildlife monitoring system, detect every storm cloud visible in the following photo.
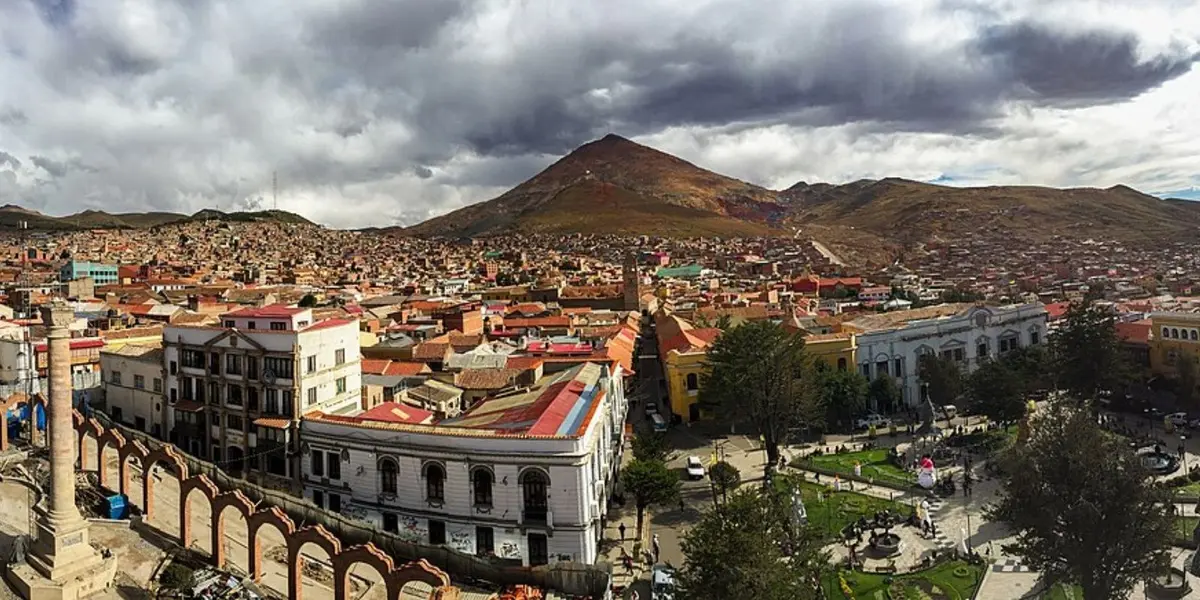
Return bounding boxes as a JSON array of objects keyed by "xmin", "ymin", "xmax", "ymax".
[{"xmin": 0, "ymin": 0, "xmax": 1197, "ymax": 227}]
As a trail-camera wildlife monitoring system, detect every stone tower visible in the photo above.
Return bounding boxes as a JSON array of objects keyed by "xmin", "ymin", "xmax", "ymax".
[
  {"xmin": 622, "ymin": 253, "xmax": 642, "ymax": 312},
  {"xmin": 8, "ymin": 301, "xmax": 116, "ymax": 599}
]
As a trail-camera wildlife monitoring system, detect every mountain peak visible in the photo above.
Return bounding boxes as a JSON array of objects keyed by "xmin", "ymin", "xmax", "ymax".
[{"xmin": 0, "ymin": 204, "xmax": 41, "ymax": 215}]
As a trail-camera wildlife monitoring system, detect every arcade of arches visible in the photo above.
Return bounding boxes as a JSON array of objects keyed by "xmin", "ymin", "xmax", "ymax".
[{"xmin": 67, "ymin": 409, "xmax": 545, "ymax": 600}]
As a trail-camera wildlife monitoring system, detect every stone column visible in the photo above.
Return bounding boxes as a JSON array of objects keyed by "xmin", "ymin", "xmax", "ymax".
[{"xmin": 44, "ymin": 307, "xmax": 84, "ymax": 528}]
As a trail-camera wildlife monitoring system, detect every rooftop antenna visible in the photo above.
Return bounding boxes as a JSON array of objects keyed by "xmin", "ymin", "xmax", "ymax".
[{"xmin": 272, "ymin": 171, "xmax": 278, "ymax": 211}]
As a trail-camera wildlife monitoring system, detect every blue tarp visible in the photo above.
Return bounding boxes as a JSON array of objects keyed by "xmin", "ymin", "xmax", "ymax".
[{"xmin": 5, "ymin": 402, "xmax": 45, "ymax": 440}]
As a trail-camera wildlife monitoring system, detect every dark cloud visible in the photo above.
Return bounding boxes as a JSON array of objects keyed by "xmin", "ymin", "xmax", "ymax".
[
  {"xmin": 977, "ymin": 22, "xmax": 1199, "ymax": 104},
  {"xmin": 0, "ymin": 151, "xmax": 20, "ymax": 169},
  {"xmin": 413, "ymin": 166, "xmax": 433, "ymax": 179},
  {"xmin": 29, "ymin": 156, "xmax": 69, "ymax": 177}
]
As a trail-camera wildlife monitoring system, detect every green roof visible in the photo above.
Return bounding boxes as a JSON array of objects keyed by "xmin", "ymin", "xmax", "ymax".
[{"xmin": 656, "ymin": 264, "xmax": 704, "ymax": 278}]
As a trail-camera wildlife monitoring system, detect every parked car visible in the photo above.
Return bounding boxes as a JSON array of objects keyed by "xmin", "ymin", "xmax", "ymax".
[
  {"xmin": 1167, "ymin": 412, "xmax": 1190, "ymax": 427},
  {"xmin": 939, "ymin": 405, "xmax": 958, "ymax": 420},
  {"xmin": 685, "ymin": 456, "xmax": 706, "ymax": 480},
  {"xmin": 652, "ymin": 565, "xmax": 676, "ymax": 600},
  {"xmin": 855, "ymin": 414, "xmax": 891, "ymax": 430}
]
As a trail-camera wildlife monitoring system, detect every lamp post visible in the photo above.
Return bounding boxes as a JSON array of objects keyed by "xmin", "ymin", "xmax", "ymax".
[{"xmin": 1182, "ymin": 434, "xmax": 1189, "ymax": 473}]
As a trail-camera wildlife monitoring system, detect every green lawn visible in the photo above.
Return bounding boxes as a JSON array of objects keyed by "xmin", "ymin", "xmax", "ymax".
[
  {"xmin": 822, "ymin": 560, "xmax": 985, "ymax": 600},
  {"xmin": 1041, "ymin": 583, "xmax": 1081, "ymax": 600},
  {"xmin": 803, "ymin": 448, "xmax": 913, "ymax": 488},
  {"xmin": 781, "ymin": 478, "xmax": 912, "ymax": 541}
]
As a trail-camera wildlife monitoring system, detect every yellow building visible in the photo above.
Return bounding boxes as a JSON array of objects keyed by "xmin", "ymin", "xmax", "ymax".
[
  {"xmin": 1149, "ymin": 312, "xmax": 1200, "ymax": 379},
  {"xmin": 656, "ymin": 312, "xmax": 721, "ymax": 422},
  {"xmin": 802, "ymin": 332, "xmax": 858, "ymax": 372}
]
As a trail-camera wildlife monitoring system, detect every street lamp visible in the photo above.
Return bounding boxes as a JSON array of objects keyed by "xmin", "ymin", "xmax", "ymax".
[{"xmin": 1182, "ymin": 435, "xmax": 1189, "ymax": 473}]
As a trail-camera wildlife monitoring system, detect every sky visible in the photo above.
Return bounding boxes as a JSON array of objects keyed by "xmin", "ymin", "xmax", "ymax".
[{"xmin": 1, "ymin": 0, "xmax": 1199, "ymax": 228}]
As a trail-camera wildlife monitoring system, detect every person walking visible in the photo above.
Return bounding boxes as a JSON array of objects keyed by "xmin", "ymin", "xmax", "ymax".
[
  {"xmin": 619, "ymin": 522, "xmax": 626, "ymax": 541},
  {"xmin": 652, "ymin": 534, "xmax": 661, "ymax": 563}
]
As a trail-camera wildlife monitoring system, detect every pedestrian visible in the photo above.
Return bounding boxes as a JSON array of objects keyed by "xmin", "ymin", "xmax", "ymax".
[
  {"xmin": 618, "ymin": 522, "xmax": 626, "ymax": 541},
  {"xmin": 678, "ymin": 498, "xmax": 685, "ymax": 512},
  {"xmin": 652, "ymin": 534, "xmax": 661, "ymax": 563}
]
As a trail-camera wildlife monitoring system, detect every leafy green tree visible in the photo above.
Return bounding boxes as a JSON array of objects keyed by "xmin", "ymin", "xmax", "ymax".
[
  {"xmin": 988, "ymin": 402, "xmax": 1173, "ymax": 600},
  {"xmin": 709, "ymin": 460, "xmax": 741, "ymax": 506},
  {"xmin": 967, "ymin": 359, "xmax": 1026, "ymax": 424},
  {"xmin": 917, "ymin": 353, "xmax": 962, "ymax": 407},
  {"xmin": 621, "ymin": 458, "xmax": 681, "ymax": 535},
  {"xmin": 867, "ymin": 375, "xmax": 902, "ymax": 415},
  {"xmin": 1049, "ymin": 300, "xmax": 1131, "ymax": 401},
  {"xmin": 701, "ymin": 321, "xmax": 824, "ymax": 479},
  {"xmin": 298, "ymin": 293, "xmax": 318, "ymax": 307},
  {"xmin": 675, "ymin": 488, "xmax": 829, "ymax": 600},
  {"xmin": 632, "ymin": 432, "xmax": 672, "ymax": 463},
  {"xmin": 815, "ymin": 364, "xmax": 868, "ymax": 430},
  {"xmin": 1001, "ymin": 344, "xmax": 1051, "ymax": 397}
]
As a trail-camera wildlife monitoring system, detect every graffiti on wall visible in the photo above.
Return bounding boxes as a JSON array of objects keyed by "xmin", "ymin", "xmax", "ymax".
[
  {"xmin": 499, "ymin": 541, "xmax": 522, "ymax": 560},
  {"xmin": 396, "ymin": 515, "xmax": 426, "ymax": 543},
  {"xmin": 449, "ymin": 528, "xmax": 473, "ymax": 553}
]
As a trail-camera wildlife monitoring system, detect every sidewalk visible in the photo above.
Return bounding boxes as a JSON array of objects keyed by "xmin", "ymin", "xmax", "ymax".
[{"xmin": 601, "ymin": 437, "xmax": 654, "ymax": 593}]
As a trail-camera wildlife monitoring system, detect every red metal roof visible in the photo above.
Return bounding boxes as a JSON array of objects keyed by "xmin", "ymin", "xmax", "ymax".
[
  {"xmin": 34, "ymin": 338, "xmax": 104, "ymax": 352},
  {"xmin": 358, "ymin": 402, "xmax": 435, "ymax": 424},
  {"xmin": 301, "ymin": 318, "xmax": 355, "ymax": 332}
]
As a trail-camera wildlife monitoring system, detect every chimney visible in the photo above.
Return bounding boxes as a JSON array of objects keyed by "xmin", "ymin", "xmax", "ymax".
[{"xmin": 187, "ymin": 294, "xmax": 199, "ymax": 312}]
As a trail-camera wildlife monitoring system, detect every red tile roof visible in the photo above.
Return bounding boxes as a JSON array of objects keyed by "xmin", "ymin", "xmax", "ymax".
[
  {"xmin": 301, "ymin": 318, "xmax": 355, "ymax": 332},
  {"xmin": 1117, "ymin": 319, "xmax": 1152, "ymax": 345},
  {"xmin": 1044, "ymin": 302, "xmax": 1071, "ymax": 321}
]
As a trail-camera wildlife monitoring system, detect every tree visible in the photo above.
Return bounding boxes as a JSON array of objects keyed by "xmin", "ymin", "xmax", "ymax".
[
  {"xmin": 817, "ymin": 366, "xmax": 868, "ymax": 430},
  {"xmin": 917, "ymin": 353, "xmax": 962, "ymax": 407},
  {"xmin": 1002, "ymin": 345, "xmax": 1051, "ymax": 397},
  {"xmin": 621, "ymin": 458, "xmax": 681, "ymax": 535},
  {"xmin": 709, "ymin": 461, "xmax": 741, "ymax": 506},
  {"xmin": 675, "ymin": 488, "xmax": 829, "ymax": 600},
  {"xmin": 298, "ymin": 293, "xmax": 318, "ymax": 307},
  {"xmin": 1050, "ymin": 300, "xmax": 1131, "ymax": 401},
  {"xmin": 988, "ymin": 402, "xmax": 1173, "ymax": 600},
  {"xmin": 867, "ymin": 375, "xmax": 902, "ymax": 415},
  {"xmin": 632, "ymin": 432, "xmax": 672, "ymax": 463},
  {"xmin": 1175, "ymin": 354, "xmax": 1197, "ymax": 410},
  {"xmin": 701, "ymin": 321, "xmax": 824, "ymax": 479},
  {"xmin": 967, "ymin": 359, "xmax": 1025, "ymax": 424}
]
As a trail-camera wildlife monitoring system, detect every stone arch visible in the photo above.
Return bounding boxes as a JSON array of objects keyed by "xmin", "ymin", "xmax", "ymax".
[
  {"xmin": 247, "ymin": 506, "xmax": 296, "ymax": 583},
  {"xmin": 77, "ymin": 418, "xmax": 104, "ymax": 472},
  {"xmin": 96, "ymin": 428, "xmax": 127, "ymax": 491},
  {"xmin": 391, "ymin": 558, "xmax": 451, "ymax": 590},
  {"xmin": 119, "ymin": 439, "xmax": 149, "ymax": 504},
  {"xmin": 333, "ymin": 544, "xmax": 398, "ymax": 600},
  {"xmin": 211, "ymin": 490, "xmax": 255, "ymax": 571},
  {"xmin": 287, "ymin": 526, "xmax": 343, "ymax": 600},
  {"xmin": 143, "ymin": 446, "xmax": 189, "ymax": 524},
  {"xmin": 179, "ymin": 474, "xmax": 219, "ymax": 553}
]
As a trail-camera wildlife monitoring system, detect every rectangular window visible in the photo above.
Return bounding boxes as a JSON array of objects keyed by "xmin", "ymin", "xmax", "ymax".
[
  {"xmin": 133, "ymin": 374, "xmax": 145, "ymax": 389},
  {"xmin": 181, "ymin": 350, "xmax": 205, "ymax": 369},
  {"xmin": 336, "ymin": 377, "xmax": 347, "ymax": 394},
  {"xmin": 383, "ymin": 514, "xmax": 399, "ymax": 533},
  {"xmin": 227, "ymin": 414, "xmax": 243, "ymax": 431},
  {"xmin": 327, "ymin": 452, "xmax": 341, "ymax": 480},
  {"xmin": 226, "ymin": 354, "xmax": 241, "ymax": 375},
  {"xmin": 224, "ymin": 320, "xmax": 236, "ymax": 328},
  {"xmin": 953, "ymin": 348, "xmax": 965, "ymax": 362},
  {"xmin": 311, "ymin": 449, "xmax": 325, "ymax": 477},
  {"xmin": 859, "ymin": 363, "xmax": 870, "ymax": 377},
  {"xmin": 306, "ymin": 355, "xmax": 317, "ymax": 373},
  {"xmin": 169, "ymin": 360, "xmax": 177, "ymax": 375},
  {"xmin": 875, "ymin": 361, "xmax": 888, "ymax": 377},
  {"xmin": 247, "ymin": 321, "xmax": 256, "ymax": 330},
  {"xmin": 247, "ymin": 387, "xmax": 259, "ymax": 411},
  {"xmin": 209, "ymin": 352, "xmax": 220, "ymax": 374},
  {"xmin": 328, "ymin": 493, "xmax": 341, "ymax": 513},
  {"xmin": 110, "ymin": 371, "xmax": 122, "ymax": 385},
  {"xmin": 153, "ymin": 378, "xmax": 162, "ymax": 393},
  {"xmin": 246, "ymin": 356, "xmax": 258, "ymax": 379},
  {"xmin": 893, "ymin": 357, "xmax": 904, "ymax": 377},
  {"xmin": 227, "ymin": 385, "xmax": 243, "ymax": 407},
  {"xmin": 428, "ymin": 520, "xmax": 446, "ymax": 545},
  {"xmin": 265, "ymin": 389, "xmax": 279, "ymax": 414},
  {"xmin": 263, "ymin": 357, "xmax": 294, "ymax": 379},
  {"xmin": 282, "ymin": 390, "xmax": 294, "ymax": 414},
  {"xmin": 1030, "ymin": 331, "xmax": 1040, "ymax": 345},
  {"xmin": 308, "ymin": 387, "xmax": 318, "ymax": 406},
  {"xmin": 476, "ymin": 526, "xmax": 494, "ymax": 556},
  {"xmin": 312, "ymin": 489, "xmax": 324, "ymax": 509},
  {"xmin": 335, "ymin": 349, "xmax": 346, "ymax": 365},
  {"xmin": 270, "ymin": 322, "xmax": 286, "ymax": 331}
]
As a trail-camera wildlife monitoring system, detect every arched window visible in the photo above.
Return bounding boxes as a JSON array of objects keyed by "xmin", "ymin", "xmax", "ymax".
[
  {"xmin": 472, "ymin": 468, "xmax": 494, "ymax": 507},
  {"xmin": 1164, "ymin": 327, "xmax": 1171, "ymax": 339},
  {"xmin": 379, "ymin": 458, "xmax": 398, "ymax": 495},
  {"xmin": 836, "ymin": 357, "xmax": 847, "ymax": 371},
  {"xmin": 1173, "ymin": 328, "xmax": 1181, "ymax": 339},
  {"xmin": 424, "ymin": 462, "xmax": 445, "ymax": 503},
  {"xmin": 520, "ymin": 469, "xmax": 550, "ymax": 523},
  {"xmin": 685, "ymin": 373, "xmax": 699, "ymax": 391},
  {"xmin": 1191, "ymin": 330, "xmax": 1197, "ymax": 342}
]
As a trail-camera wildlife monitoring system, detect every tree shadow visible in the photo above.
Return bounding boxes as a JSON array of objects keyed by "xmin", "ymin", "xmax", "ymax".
[{"xmin": 969, "ymin": 519, "xmax": 1012, "ymax": 547}]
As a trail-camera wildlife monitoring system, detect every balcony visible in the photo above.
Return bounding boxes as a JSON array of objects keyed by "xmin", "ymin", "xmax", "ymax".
[{"xmin": 521, "ymin": 506, "xmax": 551, "ymax": 527}]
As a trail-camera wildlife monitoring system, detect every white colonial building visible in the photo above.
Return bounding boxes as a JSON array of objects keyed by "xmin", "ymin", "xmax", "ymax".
[
  {"xmin": 298, "ymin": 361, "xmax": 628, "ymax": 567},
  {"xmin": 845, "ymin": 303, "xmax": 1049, "ymax": 410},
  {"xmin": 163, "ymin": 305, "xmax": 361, "ymax": 489}
]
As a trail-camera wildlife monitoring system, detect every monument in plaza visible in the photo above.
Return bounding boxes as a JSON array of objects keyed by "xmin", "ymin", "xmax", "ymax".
[{"xmin": 7, "ymin": 302, "xmax": 117, "ymax": 599}]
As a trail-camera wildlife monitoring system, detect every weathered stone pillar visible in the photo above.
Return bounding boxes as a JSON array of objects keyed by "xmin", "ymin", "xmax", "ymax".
[{"xmin": 7, "ymin": 300, "xmax": 117, "ymax": 599}]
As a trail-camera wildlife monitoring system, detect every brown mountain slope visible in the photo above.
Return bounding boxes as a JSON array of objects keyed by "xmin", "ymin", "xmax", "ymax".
[
  {"xmin": 783, "ymin": 178, "xmax": 1200, "ymax": 244},
  {"xmin": 0, "ymin": 205, "xmax": 310, "ymax": 230},
  {"xmin": 403, "ymin": 134, "xmax": 784, "ymax": 237}
]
